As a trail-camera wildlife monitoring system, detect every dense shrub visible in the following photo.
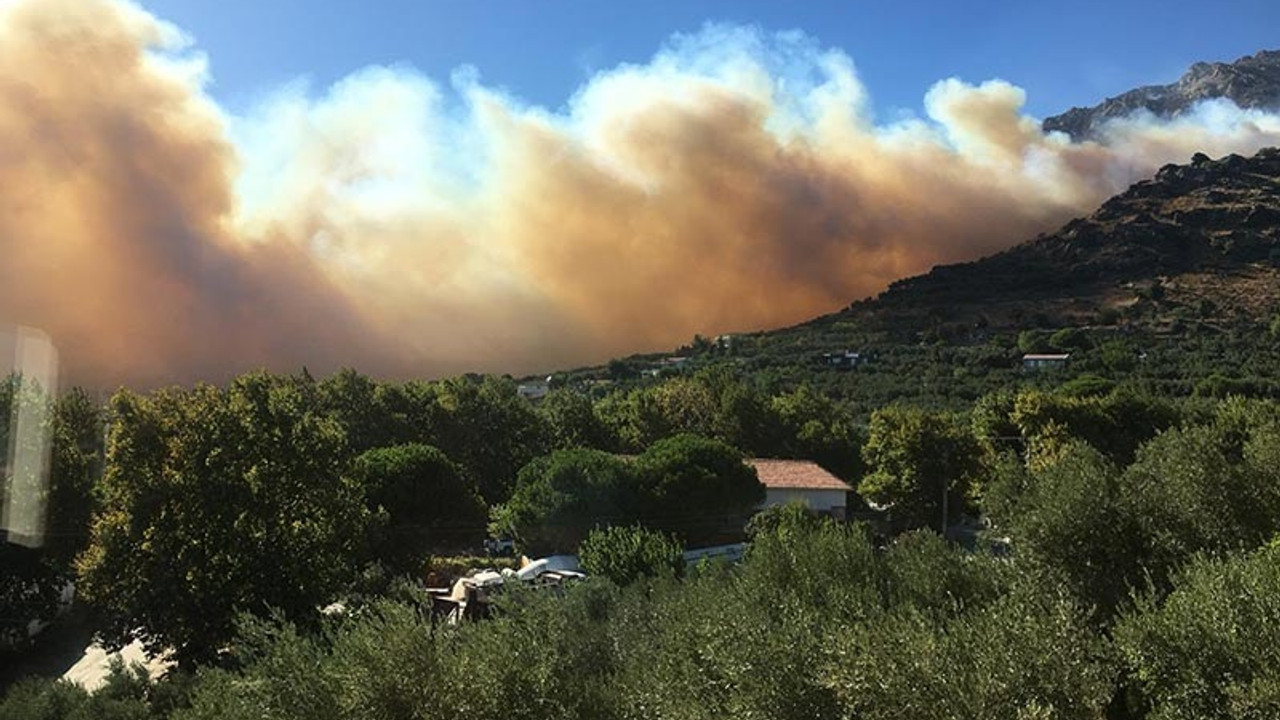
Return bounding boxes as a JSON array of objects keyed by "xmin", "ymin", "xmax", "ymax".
[
  {"xmin": 578, "ymin": 525, "xmax": 684, "ymax": 585},
  {"xmin": 1117, "ymin": 545, "xmax": 1280, "ymax": 720}
]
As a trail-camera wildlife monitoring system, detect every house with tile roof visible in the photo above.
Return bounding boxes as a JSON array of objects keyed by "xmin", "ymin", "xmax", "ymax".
[{"xmin": 748, "ymin": 459, "xmax": 853, "ymax": 521}]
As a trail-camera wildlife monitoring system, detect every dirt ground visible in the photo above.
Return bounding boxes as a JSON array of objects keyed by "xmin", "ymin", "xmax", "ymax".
[{"xmin": 1, "ymin": 612, "xmax": 170, "ymax": 694}]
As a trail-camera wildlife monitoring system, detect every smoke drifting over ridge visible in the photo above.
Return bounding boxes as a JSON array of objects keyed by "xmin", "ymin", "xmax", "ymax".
[{"xmin": 3, "ymin": 0, "xmax": 1280, "ymax": 387}]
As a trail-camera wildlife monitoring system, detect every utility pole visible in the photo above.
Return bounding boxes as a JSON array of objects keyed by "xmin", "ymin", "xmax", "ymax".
[
  {"xmin": 940, "ymin": 474, "xmax": 948, "ymax": 538},
  {"xmin": 939, "ymin": 446, "xmax": 951, "ymax": 538}
]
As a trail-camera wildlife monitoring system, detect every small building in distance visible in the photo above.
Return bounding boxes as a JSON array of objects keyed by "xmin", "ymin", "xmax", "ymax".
[
  {"xmin": 642, "ymin": 356, "xmax": 692, "ymax": 378},
  {"xmin": 821, "ymin": 350, "xmax": 868, "ymax": 370},
  {"xmin": 1022, "ymin": 353, "xmax": 1070, "ymax": 371},
  {"xmin": 517, "ymin": 377, "xmax": 551, "ymax": 400},
  {"xmin": 749, "ymin": 459, "xmax": 852, "ymax": 521}
]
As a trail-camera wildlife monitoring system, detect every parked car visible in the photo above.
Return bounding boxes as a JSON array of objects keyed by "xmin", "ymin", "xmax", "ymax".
[{"xmin": 484, "ymin": 537, "xmax": 515, "ymax": 556}]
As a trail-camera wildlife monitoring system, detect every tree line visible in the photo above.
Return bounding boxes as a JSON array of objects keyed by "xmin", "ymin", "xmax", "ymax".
[
  {"xmin": 7, "ymin": 365, "xmax": 1280, "ymax": 718},
  {"xmin": 3, "ymin": 367, "xmax": 844, "ymax": 664}
]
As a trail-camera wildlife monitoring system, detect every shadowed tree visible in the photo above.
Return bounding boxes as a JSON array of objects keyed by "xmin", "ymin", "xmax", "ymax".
[
  {"xmin": 352, "ymin": 443, "xmax": 486, "ymax": 573},
  {"xmin": 77, "ymin": 372, "xmax": 368, "ymax": 665}
]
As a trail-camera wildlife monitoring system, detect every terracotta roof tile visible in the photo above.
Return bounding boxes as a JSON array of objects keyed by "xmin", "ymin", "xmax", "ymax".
[{"xmin": 748, "ymin": 459, "xmax": 852, "ymax": 491}]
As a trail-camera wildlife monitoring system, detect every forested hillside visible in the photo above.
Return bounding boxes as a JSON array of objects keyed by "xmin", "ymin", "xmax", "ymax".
[
  {"xmin": 6, "ymin": 150, "xmax": 1280, "ymax": 718},
  {"xmin": 550, "ymin": 148, "xmax": 1280, "ymax": 412}
]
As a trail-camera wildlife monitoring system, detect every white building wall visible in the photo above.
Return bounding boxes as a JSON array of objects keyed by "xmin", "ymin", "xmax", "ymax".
[{"xmin": 763, "ymin": 488, "xmax": 848, "ymax": 517}]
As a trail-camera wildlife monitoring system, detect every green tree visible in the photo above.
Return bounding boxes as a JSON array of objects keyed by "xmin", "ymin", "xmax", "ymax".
[
  {"xmin": 634, "ymin": 434, "xmax": 764, "ymax": 545},
  {"xmin": 1017, "ymin": 329, "xmax": 1050, "ymax": 354},
  {"xmin": 859, "ymin": 407, "xmax": 982, "ymax": 532},
  {"xmin": 1122, "ymin": 422, "xmax": 1280, "ymax": 587},
  {"xmin": 491, "ymin": 449, "xmax": 637, "ymax": 555},
  {"xmin": 1010, "ymin": 388, "xmax": 1177, "ymax": 468},
  {"xmin": 985, "ymin": 442, "xmax": 1146, "ymax": 616},
  {"xmin": 989, "ymin": 401, "xmax": 1280, "ymax": 618},
  {"xmin": 1117, "ymin": 544, "xmax": 1280, "ymax": 720},
  {"xmin": 595, "ymin": 388, "xmax": 668, "ymax": 452},
  {"xmin": 46, "ymin": 388, "xmax": 105, "ymax": 567},
  {"xmin": 352, "ymin": 443, "xmax": 486, "ymax": 574},
  {"xmin": 771, "ymin": 384, "xmax": 864, "ymax": 481},
  {"xmin": 495, "ymin": 435, "xmax": 763, "ymax": 553},
  {"xmin": 827, "ymin": 579, "xmax": 1115, "ymax": 720},
  {"xmin": 316, "ymin": 368, "xmax": 408, "ymax": 454},
  {"xmin": 650, "ymin": 377, "xmax": 717, "ymax": 437},
  {"xmin": 1048, "ymin": 327, "xmax": 1086, "ymax": 352},
  {"xmin": 414, "ymin": 376, "xmax": 550, "ymax": 504},
  {"xmin": 77, "ymin": 373, "xmax": 368, "ymax": 665},
  {"xmin": 579, "ymin": 525, "xmax": 684, "ymax": 585},
  {"xmin": 538, "ymin": 388, "xmax": 613, "ymax": 450},
  {"xmin": 710, "ymin": 378, "xmax": 782, "ymax": 456},
  {"xmin": 1097, "ymin": 339, "xmax": 1137, "ymax": 372}
]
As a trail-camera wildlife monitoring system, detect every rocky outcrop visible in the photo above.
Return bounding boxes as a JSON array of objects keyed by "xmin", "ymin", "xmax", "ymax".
[
  {"xmin": 867, "ymin": 148, "xmax": 1280, "ymax": 317},
  {"xmin": 1044, "ymin": 50, "xmax": 1280, "ymax": 140}
]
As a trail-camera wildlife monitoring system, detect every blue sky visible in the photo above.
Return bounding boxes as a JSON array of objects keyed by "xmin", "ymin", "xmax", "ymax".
[{"xmin": 139, "ymin": 0, "xmax": 1280, "ymax": 119}]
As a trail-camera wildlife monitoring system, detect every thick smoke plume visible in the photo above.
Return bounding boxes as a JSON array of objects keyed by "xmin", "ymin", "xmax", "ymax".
[{"xmin": 3, "ymin": 0, "xmax": 1279, "ymax": 387}]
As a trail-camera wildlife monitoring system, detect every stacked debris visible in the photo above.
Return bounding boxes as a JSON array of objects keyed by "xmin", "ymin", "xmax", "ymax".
[{"xmin": 428, "ymin": 555, "xmax": 585, "ymax": 623}]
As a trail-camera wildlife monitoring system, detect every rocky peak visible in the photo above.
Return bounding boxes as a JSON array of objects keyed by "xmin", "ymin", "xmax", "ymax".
[
  {"xmin": 867, "ymin": 147, "xmax": 1280, "ymax": 320},
  {"xmin": 1044, "ymin": 50, "xmax": 1280, "ymax": 140}
]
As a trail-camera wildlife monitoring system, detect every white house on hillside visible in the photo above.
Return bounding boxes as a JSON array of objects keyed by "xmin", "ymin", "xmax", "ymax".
[
  {"xmin": 517, "ymin": 377, "xmax": 551, "ymax": 400},
  {"xmin": 748, "ymin": 459, "xmax": 852, "ymax": 521},
  {"xmin": 1022, "ymin": 353, "xmax": 1070, "ymax": 370}
]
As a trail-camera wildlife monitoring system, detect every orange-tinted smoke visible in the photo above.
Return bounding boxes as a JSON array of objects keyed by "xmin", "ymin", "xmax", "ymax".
[
  {"xmin": 0, "ymin": 0, "xmax": 395, "ymax": 386},
  {"xmin": 3, "ymin": 1, "xmax": 1280, "ymax": 387}
]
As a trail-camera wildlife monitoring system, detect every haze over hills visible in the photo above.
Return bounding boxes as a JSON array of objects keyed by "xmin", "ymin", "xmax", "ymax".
[
  {"xmin": 1044, "ymin": 50, "xmax": 1280, "ymax": 139},
  {"xmin": 850, "ymin": 147, "xmax": 1280, "ymax": 331},
  {"xmin": 560, "ymin": 145, "xmax": 1280, "ymax": 385}
]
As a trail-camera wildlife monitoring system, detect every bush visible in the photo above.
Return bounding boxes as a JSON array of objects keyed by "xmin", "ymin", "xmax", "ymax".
[
  {"xmin": 579, "ymin": 525, "xmax": 684, "ymax": 585},
  {"xmin": 1058, "ymin": 374, "xmax": 1116, "ymax": 398},
  {"xmin": 745, "ymin": 501, "xmax": 826, "ymax": 541},
  {"xmin": 827, "ymin": 578, "xmax": 1115, "ymax": 720},
  {"xmin": 0, "ymin": 659, "xmax": 158, "ymax": 720},
  {"xmin": 1117, "ymin": 545, "xmax": 1280, "ymax": 720}
]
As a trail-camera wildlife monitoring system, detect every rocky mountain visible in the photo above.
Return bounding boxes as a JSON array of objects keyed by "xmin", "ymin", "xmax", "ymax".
[
  {"xmin": 848, "ymin": 147, "xmax": 1280, "ymax": 330},
  {"xmin": 1044, "ymin": 50, "xmax": 1280, "ymax": 140}
]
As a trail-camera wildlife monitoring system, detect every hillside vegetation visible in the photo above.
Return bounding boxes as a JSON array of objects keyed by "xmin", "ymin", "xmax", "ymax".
[{"xmin": 6, "ymin": 151, "xmax": 1280, "ymax": 718}]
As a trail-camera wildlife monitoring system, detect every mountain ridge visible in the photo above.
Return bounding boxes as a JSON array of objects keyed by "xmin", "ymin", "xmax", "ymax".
[
  {"xmin": 842, "ymin": 147, "xmax": 1280, "ymax": 331},
  {"xmin": 1044, "ymin": 50, "xmax": 1280, "ymax": 139}
]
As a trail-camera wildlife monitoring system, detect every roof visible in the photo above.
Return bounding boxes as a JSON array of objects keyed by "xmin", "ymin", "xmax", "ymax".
[
  {"xmin": 1022, "ymin": 353, "xmax": 1070, "ymax": 361},
  {"xmin": 748, "ymin": 459, "xmax": 853, "ymax": 491}
]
